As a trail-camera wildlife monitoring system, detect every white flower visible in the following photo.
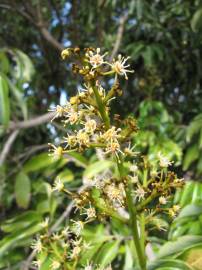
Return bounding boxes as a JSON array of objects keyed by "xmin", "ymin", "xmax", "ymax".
[
  {"xmin": 84, "ymin": 262, "xmax": 93, "ymax": 270},
  {"xmin": 133, "ymin": 186, "xmax": 146, "ymax": 202},
  {"xmin": 168, "ymin": 205, "xmax": 180, "ymax": 218},
  {"xmin": 124, "ymin": 142, "xmax": 138, "ymax": 157},
  {"xmin": 52, "ymin": 178, "xmax": 64, "ymax": 192},
  {"xmin": 82, "ymin": 205, "xmax": 96, "ymax": 220},
  {"xmin": 102, "ymin": 126, "xmax": 121, "ymax": 141},
  {"xmin": 40, "ymin": 217, "xmax": 49, "ymax": 228},
  {"xmin": 151, "ymin": 170, "xmax": 158, "ymax": 178},
  {"xmin": 52, "ymin": 232, "xmax": 61, "ymax": 240},
  {"xmin": 105, "ymin": 184, "xmax": 124, "ymax": 205},
  {"xmin": 71, "ymin": 245, "xmax": 81, "ymax": 259},
  {"xmin": 110, "ymin": 54, "xmax": 134, "ymax": 79},
  {"xmin": 105, "ymin": 139, "xmax": 123, "ymax": 159},
  {"xmin": 129, "ymin": 163, "xmax": 138, "ymax": 173},
  {"xmin": 76, "ymin": 130, "xmax": 90, "ymax": 147},
  {"xmin": 130, "ymin": 174, "xmax": 139, "ymax": 184},
  {"xmin": 173, "ymin": 205, "xmax": 180, "ymax": 212},
  {"xmin": 159, "ymin": 196, "xmax": 167, "ymax": 205},
  {"xmin": 51, "ymin": 260, "xmax": 61, "ymax": 270},
  {"xmin": 84, "ymin": 119, "xmax": 97, "ymax": 134},
  {"xmin": 61, "ymin": 226, "xmax": 70, "ymax": 237},
  {"xmin": 64, "ymin": 109, "xmax": 79, "ymax": 125},
  {"xmin": 48, "ymin": 143, "xmax": 63, "ymax": 159},
  {"xmin": 158, "ymin": 152, "xmax": 173, "ymax": 168},
  {"xmin": 87, "ymin": 48, "xmax": 107, "ymax": 68},
  {"xmin": 96, "ymin": 82, "xmax": 106, "ymax": 98},
  {"xmin": 64, "ymin": 133, "xmax": 77, "ymax": 148},
  {"xmin": 49, "ymin": 105, "xmax": 69, "ymax": 121},
  {"xmin": 61, "ymin": 48, "xmax": 71, "ymax": 59},
  {"xmin": 72, "ymin": 220, "xmax": 84, "ymax": 236},
  {"xmin": 31, "ymin": 238, "xmax": 43, "ymax": 253}
]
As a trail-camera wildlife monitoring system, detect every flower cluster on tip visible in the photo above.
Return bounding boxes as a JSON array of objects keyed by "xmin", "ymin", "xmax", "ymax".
[
  {"xmin": 31, "ymin": 47, "xmax": 184, "ymax": 269},
  {"xmin": 52, "ymin": 46, "xmax": 182, "ymax": 231}
]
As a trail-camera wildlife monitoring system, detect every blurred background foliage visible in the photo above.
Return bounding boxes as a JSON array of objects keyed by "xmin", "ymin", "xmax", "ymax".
[{"xmin": 0, "ymin": 0, "xmax": 202, "ymax": 269}]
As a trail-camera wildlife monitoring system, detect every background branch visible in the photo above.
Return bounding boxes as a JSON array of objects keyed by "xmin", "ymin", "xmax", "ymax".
[
  {"xmin": 0, "ymin": 2, "xmax": 64, "ymax": 52},
  {"xmin": 9, "ymin": 112, "xmax": 55, "ymax": 131},
  {"xmin": 109, "ymin": 12, "xmax": 129, "ymax": 62},
  {"xmin": 0, "ymin": 130, "xmax": 19, "ymax": 166},
  {"xmin": 0, "ymin": 112, "xmax": 55, "ymax": 166}
]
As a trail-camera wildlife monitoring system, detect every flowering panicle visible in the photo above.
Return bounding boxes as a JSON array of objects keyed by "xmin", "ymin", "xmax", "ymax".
[{"xmin": 31, "ymin": 47, "xmax": 184, "ymax": 270}]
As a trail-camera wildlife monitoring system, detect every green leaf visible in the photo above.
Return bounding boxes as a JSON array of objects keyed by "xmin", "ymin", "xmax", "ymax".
[
  {"xmin": 23, "ymin": 153, "xmax": 55, "ymax": 173},
  {"xmin": 142, "ymin": 46, "xmax": 154, "ymax": 66},
  {"xmin": 169, "ymin": 223, "xmax": 191, "ymax": 240},
  {"xmin": 191, "ymin": 183, "xmax": 202, "ymax": 204},
  {"xmin": 178, "ymin": 204, "xmax": 202, "ymax": 219},
  {"xmin": 55, "ymin": 169, "xmax": 74, "ymax": 183},
  {"xmin": 148, "ymin": 258, "xmax": 193, "ymax": 270},
  {"xmin": 157, "ymin": 235, "xmax": 202, "ymax": 258},
  {"xmin": 186, "ymin": 114, "xmax": 202, "ymax": 142},
  {"xmin": 94, "ymin": 240, "xmax": 120, "ymax": 267},
  {"xmin": 66, "ymin": 151, "xmax": 88, "ymax": 167},
  {"xmin": 191, "ymin": 8, "xmax": 202, "ymax": 32},
  {"xmin": 0, "ymin": 222, "xmax": 42, "ymax": 258},
  {"xmin": 199, "ymin": 128, "xmax": 202, "ymax": 149},
  {"xmin": 178, "ymin": 244, "xmax": 202, "ymax": 270},
  {"xmin": 197, "ymin": 155, "xmax": 202, "ymax": 174},
  {"xmin": 0, "ymin": 75, "xmax": 10, "ymax": 128},
  {"xmin": 0, "ymin": 51, "xmax": 9, "ymax": 74},
  {"xmin": 13, "ymin": 49, "xmax": 35, "ymax": 82},
  {"xmin": 136, "ymin": 0, "xmax": 143, "ymax": 19},
  {"xmin": 183, "ymin": 145, "xmax": 199, "ymax": 170},
  {"xmin": 124, "ymin": 244, "xmax": 134, "ymax": 270},
  {"xmin": 188, "ymin": 221, "xmax": 202, "ymax": 235},
  {"xmin": 83, "ymin": 160, "xmax": 114, "ymax": 178},
  {"xmin": 37, "ymin": 200, "xmax": 51, "ymax": 214},
  {"xmin": 1, "ymin": 211, "xmax": 42, "ymax": 233},
  {"xmin": 129, "ymin": 43, "xmax": 145, "ymax": 59},
  {"xmin": 179, "ymin": 182, "xmax": 195, "ymax": 207},
  {"xmin": 15, "ymin": 171, "xmax": 31, "ymax": 208},
  {"xmin": 7, "ymin": 79, "xmax": 28, "ymax": 119}
]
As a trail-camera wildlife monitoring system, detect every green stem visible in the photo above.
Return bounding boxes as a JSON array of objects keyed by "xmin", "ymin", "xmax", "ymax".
[
  {"xmin": 116, "ymin": 157, "xmax": 146, "ymax": 270},
  {"xmin": 140, "ymin": 169, "xmax": 148, "ymax": 254},
  {"xmin": 140, "ymin": 214, "xmax": 145, "ymax": 252},
  {"xmin": 126, "ymin": 184, "xmax": 147, "ymax": 270},
  {"xmin": 92, "ymin": 85, "xmax": 110, "ymax": 129}
]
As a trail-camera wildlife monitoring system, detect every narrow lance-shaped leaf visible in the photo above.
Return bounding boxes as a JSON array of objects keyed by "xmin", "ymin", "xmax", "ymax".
[{"xmin": 0, "ymin": 75, "xmax": 10, "ymax": 128}]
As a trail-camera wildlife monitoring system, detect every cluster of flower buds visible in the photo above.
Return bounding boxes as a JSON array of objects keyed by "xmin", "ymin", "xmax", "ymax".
[
  {"xmin": 33, "ymin": 47, "xmax": 185, "ymax": 269},
  {"xmin": 32, "ymin": 219, "xmax": 91, "ymax": 269}
]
